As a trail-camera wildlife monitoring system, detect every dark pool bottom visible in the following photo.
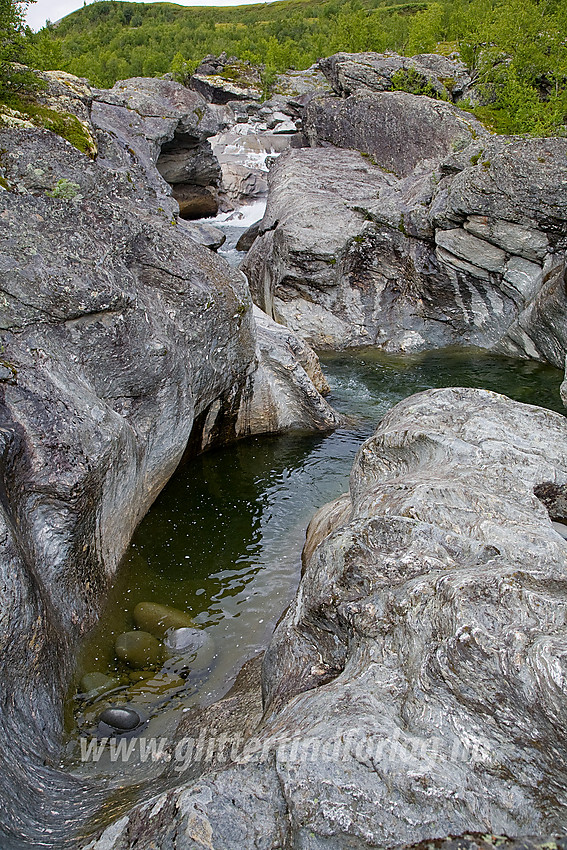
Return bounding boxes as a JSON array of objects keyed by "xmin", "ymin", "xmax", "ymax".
[{"xmin": 65, "ymin": 347, "xmax": 565, "ymax": 765}]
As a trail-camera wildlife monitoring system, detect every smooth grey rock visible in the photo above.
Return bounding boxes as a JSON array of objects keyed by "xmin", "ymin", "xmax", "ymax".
[
  {"xmin": 92, "ymin": 77, "xmax": 224, "ymax": 215},
  {"xmin": 503, "ymin": 256, "xmax": 543, "ymax": 302},
  {"xmin": 304, "ymin": 90, "xmax": 486, "ymax": 177},
  {"xmin": 115, "ymin": 631, "xmax": 163, "ymax": 669},
  {"xmin": 133, "ymin": 602, "xmax": 195, "ymax": 638},
  {"xmin": 236, "ymin": 219, "xmax": 261, "ymax": 252},
  {"xmin": 98, "ymin": 706, "xmax": 143, "ymax": 732},
  {"xmin": 94, "ymin": 77, "xmax": 223, "ymax": 137},
  {"xmin": 260, "ymin": 388, "xmax": 567, "ymax": 844},
  {"xmin": 233, "ymin": 307, "xmax": 344, "ymax": 438},
  {"xmin": 242, "ymin": 148, "xmax": 526, "ymax": 352},
  {"xmin": 241, "ymin": 147, "xmax": 395, "ymax": 348},
  {"xmin": 179, "ymin": 219, "xmax": 226, "ymax": 250}
]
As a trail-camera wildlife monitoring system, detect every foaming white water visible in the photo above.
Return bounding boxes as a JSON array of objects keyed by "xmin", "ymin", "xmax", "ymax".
[{"xmin": 211, "ymin": 199, "xmax": 267, "ymax": 229}]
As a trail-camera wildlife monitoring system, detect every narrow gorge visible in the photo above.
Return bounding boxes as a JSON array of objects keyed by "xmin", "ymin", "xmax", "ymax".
[{"xmin": 0, "ymin": 47, "xmax": 566, "ymax": 850}]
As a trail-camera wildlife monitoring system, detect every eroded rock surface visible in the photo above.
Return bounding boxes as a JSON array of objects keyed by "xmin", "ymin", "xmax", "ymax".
[
  {"xmin": 304, "ymin": 90, "xmax": 485, "ymax": 178},
  {"xmin": 243, "ymin": 123, "xmax": 567, "ymax": 361},
  {"xmin": 319, "ymin": 50, "xmax": 474, "ymax": 102},
  {"xmin": 0, "ymin": 71, "xmax": 340, "ymax": 848},
  {"xmin": 79, "ymin": 387, "xmax": 567, "ymax": 849}
]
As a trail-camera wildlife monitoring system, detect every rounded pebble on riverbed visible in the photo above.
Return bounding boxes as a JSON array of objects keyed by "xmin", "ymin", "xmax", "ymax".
[
  {"xmin": 99, "ymin": 706, "xmax": 142, "ymax": 732},
  {"xmin": 80, "ymin": 672, "xmax": 116, "ymax": 695},
  {"xmin": 115, "ymin": 630, "xmax": 162, "ymax": 668},
  {"xmin": 133, "ymin": 602, "xmax": 196, "ymax": 638}
]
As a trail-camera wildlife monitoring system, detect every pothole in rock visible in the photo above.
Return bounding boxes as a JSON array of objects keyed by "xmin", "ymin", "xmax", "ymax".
[{"xmin": 72, "ymin": 601, "xmax": 217, "ymax": 744}]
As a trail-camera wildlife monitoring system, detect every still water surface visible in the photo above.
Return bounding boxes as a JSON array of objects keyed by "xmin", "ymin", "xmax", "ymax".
[{"xmin": 68, "ymin": 347, "xmax": 564, "ymax": 755}]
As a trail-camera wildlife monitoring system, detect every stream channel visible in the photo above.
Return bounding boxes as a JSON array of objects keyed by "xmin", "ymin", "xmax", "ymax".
[{"xmin": 61, "ymin": 205, "xmax": 566, "ymax": 790}]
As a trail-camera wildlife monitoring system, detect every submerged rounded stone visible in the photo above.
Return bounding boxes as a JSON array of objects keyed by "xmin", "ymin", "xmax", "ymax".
[
  {"xmin": 80, "ymin": 672, "xmax": 116, "ymax": 695},
  {"xmin": 115, "ymin": 630, "xmax": 162, "ymax": 669},
  {"xmin": 133, "ymin": 602, "xmax": 195, "ymax": 638},
  {"xmin": 165, "ymin": 626, "xmax": 206, "ymax": 652},
  {"xmin": 98, "ymin": 706, "xmax": 142, "ymax": 732}
]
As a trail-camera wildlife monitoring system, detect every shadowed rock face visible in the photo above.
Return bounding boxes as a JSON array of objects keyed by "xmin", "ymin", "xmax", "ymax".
[
  {"xmin": 0, "ymin": 124, "xmax": 255, "ymax": 846},
  {"xmin": 243, "ymin": 127, "xmax": 567, "ymax": 363},
  {"xmin": 78, "ymin": 388, "xmax": 567, "ymax": 849}
]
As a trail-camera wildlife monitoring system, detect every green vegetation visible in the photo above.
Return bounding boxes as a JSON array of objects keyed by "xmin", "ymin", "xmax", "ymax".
[
  {"xmin": 5, "ymin": 0, "xmax": 567, "ymax": 136},
  {"xmin": 1, "ymin": 91, "xmax": 97, "ymax": 154},
  {"xmin": 45, "ymin": 177, "xmax": 83, "ymax": 198},
  {"xmin": 391, "ymin": 66, "xmax": 445, "ymax": 99},
  {"xmin": 0, "ymin": 0, "xmax": 38, "ymax": 97}
]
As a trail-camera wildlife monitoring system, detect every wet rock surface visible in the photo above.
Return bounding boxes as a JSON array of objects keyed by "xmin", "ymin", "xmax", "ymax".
[{"xmin": 79, "ymin": 387, "xmax": 567, "ymax": 848}]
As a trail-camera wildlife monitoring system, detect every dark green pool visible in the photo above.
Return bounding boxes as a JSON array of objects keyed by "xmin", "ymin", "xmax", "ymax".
[{"xmin": 66, "ymin": 346, "xmax": 564, "ymax": 765}]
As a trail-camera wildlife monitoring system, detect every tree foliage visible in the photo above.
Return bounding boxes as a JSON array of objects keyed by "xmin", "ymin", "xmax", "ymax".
[
  {"xmin": 0, "ymin": 0, "xmax": 37, "ymax": 96},
  {"xmin": 15, "ymin": 0, "xmax": 567, "ymax": 136}
]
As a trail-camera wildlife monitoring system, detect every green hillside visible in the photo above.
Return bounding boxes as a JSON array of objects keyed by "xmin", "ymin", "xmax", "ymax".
[
  {"xmin": 13, "ymin": 0, "xmax": 567, "ymax": 134},
  {"xmin": 30, "ymin": 0, "xmax": 425, "ymax": 86}
]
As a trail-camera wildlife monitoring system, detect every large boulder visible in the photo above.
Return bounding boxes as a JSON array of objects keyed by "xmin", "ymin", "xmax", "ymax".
[
  {"xmin": 234, "ymin": 307, "xmax": 344, "ymax": 436},
  {"xmin": 190, "ymin": 55, "xmax": 264, "ymax": 104},
  {"xmin": 78, "ymin": 387, "xmax": 567, "ymax": 848},
  {"xmin": 243, "ymin": 117, "xmax": 567, "ymax": 362},
  {"xmin": 304, "ymin": 90, "xmax": 486, "ymax": 178},
  {"xmin": 318, "ymin": 51, "xmax": 474, "ymax": 101}
]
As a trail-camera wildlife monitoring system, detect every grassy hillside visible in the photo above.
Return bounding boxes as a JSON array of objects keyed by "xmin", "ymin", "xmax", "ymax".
[{"xmin": 20, "ymin": 0, "xmax": 567, "ymax": 135}]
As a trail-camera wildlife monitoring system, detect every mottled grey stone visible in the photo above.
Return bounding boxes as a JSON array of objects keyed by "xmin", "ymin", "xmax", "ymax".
[
  {"xmin": 319, "ymin": 51, "xmax": 474, "ymax": 102},
  {"xmin": 304, "ymin": 90, "xmax": 486, "ymax": 177},
  {"xmin": 464, "ymin": 215, "xmax": 549, "ymax": 261}
]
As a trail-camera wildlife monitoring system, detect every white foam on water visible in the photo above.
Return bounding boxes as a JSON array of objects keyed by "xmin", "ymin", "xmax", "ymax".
[{"xmin": 210, "ymin": 199, "xmax": 267, "ymax": 229}]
